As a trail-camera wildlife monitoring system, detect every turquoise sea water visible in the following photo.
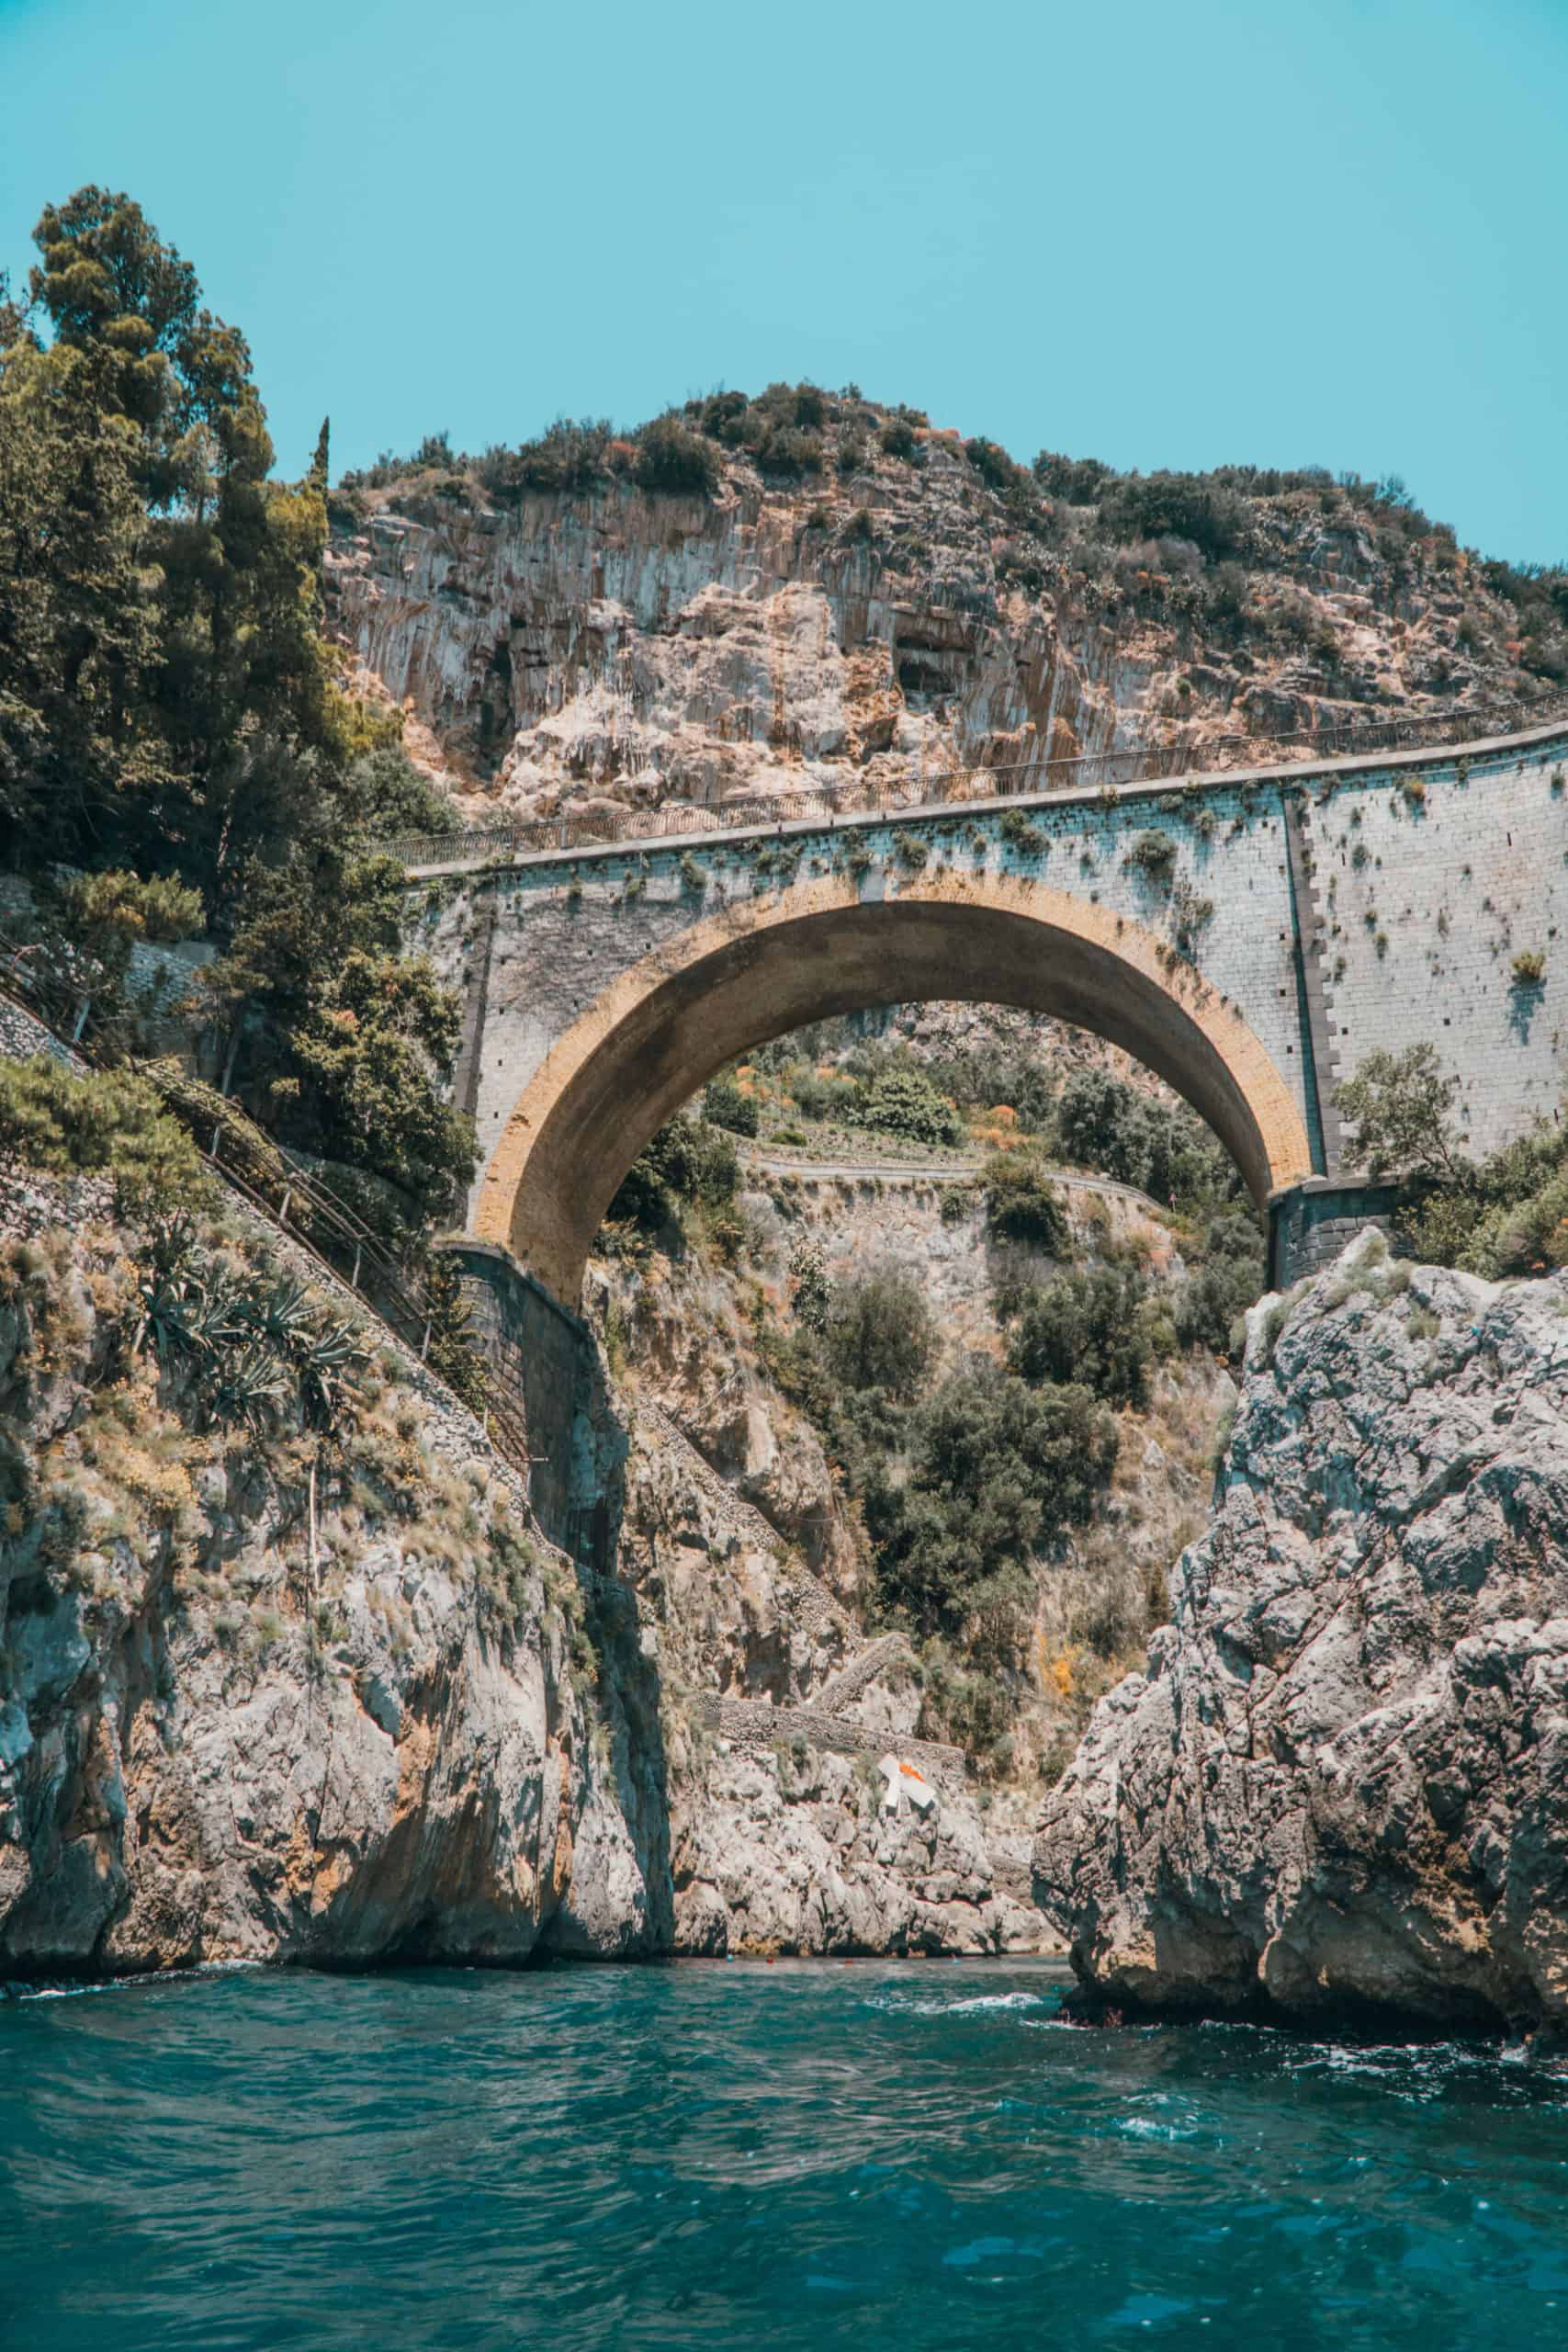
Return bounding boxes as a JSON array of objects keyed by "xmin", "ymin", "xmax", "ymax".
[{"xmin": 5, "ymin": 1958, "xmax": 1568, "ymax": 2350}]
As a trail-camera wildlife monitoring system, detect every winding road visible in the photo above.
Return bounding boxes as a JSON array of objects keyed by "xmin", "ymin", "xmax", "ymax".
[{"xmin": 739, "ymin": 1148, "xmax": 1168, "ymax": 1216}]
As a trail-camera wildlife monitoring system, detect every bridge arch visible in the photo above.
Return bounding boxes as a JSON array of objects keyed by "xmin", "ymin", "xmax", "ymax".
[{"xmin": 472, "ymin": 871, "xmax": 1314, "ymax": 1305}]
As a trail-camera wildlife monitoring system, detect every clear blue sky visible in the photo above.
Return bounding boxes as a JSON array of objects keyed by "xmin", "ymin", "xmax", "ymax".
[{"xmin": 4, "ymin": 0, "xmax": 1564, "ymax": 564}]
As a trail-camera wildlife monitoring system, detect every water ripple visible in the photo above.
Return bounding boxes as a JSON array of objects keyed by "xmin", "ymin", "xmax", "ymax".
[{"xmin": 4, "ymin": 1959, "xmax": 1567, "ymax": 2350}]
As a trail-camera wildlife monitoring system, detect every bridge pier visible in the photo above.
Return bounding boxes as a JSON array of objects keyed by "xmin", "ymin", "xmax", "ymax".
[
  {"xmin": 440, "ymin": 1239, "xmax": 601, "ymax": 1557},
  {"xmin": 1267, "ymin": 1178, "xmax": 1404, "ymax": 1292}
]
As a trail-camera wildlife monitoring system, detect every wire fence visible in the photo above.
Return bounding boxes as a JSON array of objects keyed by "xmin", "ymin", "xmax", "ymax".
[
  {"xmin": 378, "ymin": 684, "xmax": 1568, "ymax": 872},
  {"xmin": 0, "ymin": 971, "xmax": 533, "ymax": 1469}
]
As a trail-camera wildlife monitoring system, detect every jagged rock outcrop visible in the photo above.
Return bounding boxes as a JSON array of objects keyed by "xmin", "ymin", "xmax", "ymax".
[
  {"xmin": 0, "ymin": 1166, "xmax": 1047, "ymax": 1974},
  {"xmin": 668, "ymin": 1736, "xmax": 1037, "ymax": 1957},
  {"xmin": 1034, "ymin": 1231, "xmax": 1568, "ymax": 2029}
]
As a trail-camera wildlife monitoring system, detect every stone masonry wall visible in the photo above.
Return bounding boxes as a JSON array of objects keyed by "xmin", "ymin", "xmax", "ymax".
[
  {"xmin": 419, "ymin": 776, "xmax": 1311, "ymax": 1207},
  {"xmin": 412, "ymin": 719, "xmax": 1568, "ymax": 1231},
  {"xmin": 1301, "ymin": 736, "xmax": 1568, "ymax": 1160}
]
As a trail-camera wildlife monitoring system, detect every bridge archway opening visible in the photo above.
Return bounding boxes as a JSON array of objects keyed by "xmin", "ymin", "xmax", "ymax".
[{"xmin": 472, "ymin": 874, "xmax": 1314, "ymax": 1306}]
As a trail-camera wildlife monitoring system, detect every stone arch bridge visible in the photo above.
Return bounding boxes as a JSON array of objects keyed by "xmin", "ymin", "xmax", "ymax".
[{"xmin": 407, "ymin": 709, "xmax": 1568, "ymax": 1535}]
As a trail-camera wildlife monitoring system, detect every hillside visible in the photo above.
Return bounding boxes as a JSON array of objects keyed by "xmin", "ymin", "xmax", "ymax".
[{"xmin": 325, "ymin": 385, "xmax": 1568, "ymax": 830}]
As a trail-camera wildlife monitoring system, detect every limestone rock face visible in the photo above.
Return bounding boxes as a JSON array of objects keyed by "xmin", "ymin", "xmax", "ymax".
[
  {"xmin": 327, "ymin": 465, "xmax": 1110, "ymax": 823},
  {"xmin": 329, "ymin": 425, "xmax": 1540, "ymax": 833},
  {"xmin": 0, "ymin": 1189, "xmax": 666, "ymax": 1977},
  {"xmin": 1033, "ymin": 1233, "xmax": 1568, "ymax": 2028},
  {"xmin": 669, "ymin": 1743, "xmax": 1039, "ymax": 1958},
  {"xmin": 595, "ymin": 1243, "xmax": 1049, "ymax": 1955}
]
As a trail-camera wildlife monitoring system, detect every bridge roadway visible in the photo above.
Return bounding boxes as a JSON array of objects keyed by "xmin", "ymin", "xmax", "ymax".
[{"xmin": 739, "ymin": 1148, "xmax": 1167, "ymax": 1216}]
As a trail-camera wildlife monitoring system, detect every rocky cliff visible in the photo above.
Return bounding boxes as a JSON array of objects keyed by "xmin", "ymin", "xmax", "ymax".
[
  {"xmin": 327, "ymin": 390, "xmax": 1553, "ymax": 829},
  {"xmin": 1034, "ymin": 1228, "xmax": 1568, "ymax": 2030},
  {"xmin": 0, "ymin": 1159, "xmax": 1055, "ymax": 1973},
  {"xmin": 0, "ymin": 1175, "xmax": 667, "ymax": 1973}
]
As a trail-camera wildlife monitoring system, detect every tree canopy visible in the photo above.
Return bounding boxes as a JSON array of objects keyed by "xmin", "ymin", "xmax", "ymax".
[{"xmin": 0, "ymin": 187, "xmax": 469, "ymax": 1227}]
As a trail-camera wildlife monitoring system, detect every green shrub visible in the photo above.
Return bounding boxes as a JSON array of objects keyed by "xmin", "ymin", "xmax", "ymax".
[
  {"xmin": 607, "ymin": 1114, "xmax": 739, "ymax": 1236},
  {"xmin": 47, "ymin": 866, "xmax": 206, "ymax": 945},
  {"xmin": 24, "ymin": 867, "xmax": 208, "ymax": 1034},
  {"xmin": 788, "ymin": 1069, "xmax": 842, "ymax": 1122},
  {"xmin": 1008, "ymin": 1266, "xmax": 1151, "ymax": 1406},
  {"xmin": 1513, "ymin": 948, "xmax": 1547, "ymax": 985},
  {"xmin": 1174, "ymin": 1209, "xmax": 1267, "ymax": 1355},
  {"xmin": 1395, "ymin": 1185, "xmax": 1487, "ymax": 1269},
  {"xmin": 1032, "ymin": 450, "xmax": 1114, "ymax": 503},
  {"xmin": 852, "ymin": 1065, "xmax": 964, "ymax": 1148},
  {"xmin": 873, "ymin": 1366, "xmax": 1118, "ymax": 1636},
  {"xmin": 1099, "ymin": 470, "xmax": 1249, "ymax": 560},
  {"xmin": 1458, "ymin": 1166, "xmax": 1568, "ymax": 1278},
  {"xmin": 473, "ymin": 418, "xmax": 619, "ymax": 497},
  {"xmin": 877, "ymin": 417, "xmax": 919, "ymax": 461},
  {"xmin": 982, "ymin": 1154, "xmax": 1069, "ymax": 1252},
  {"xmin": 1336, "ymin": 1045, "xmax": 1467, "ymax": 1182},
  {"xmin": 0, "ymin": 1057, "xmax": 213, "ymax": 1216},
  {"xmin": 704, "ymin": 1075, "xmax": 760, "ymax": 1136},
  {"xmin": 756, "ymin": 424, "xmax": 825, "ymax": 477},
  {"xmin": 342, "ymin": 747, "xmax": 459, "ymax": 839},
  {"xmin": 824, "ymin": 1265, "xmax": 934, "ymax": 1400},
  {"xmin": 787, "ymin": 1236, "xmax": 831, "ymax": 1333},
  {"xmin": 964, "ymin": 436, "xmax": 1029, "ymax": 494},
  {"xmin": 1054, "ymin": 1067, "xmax": 1241, "ymax": 1208},
  {"xmin": 926, "ymin": 1044, "xmax": 1055, "ymax": 1135},
  {"xmin": 635, "ymin": 415, "xmax": 721, "ymax": 496}
]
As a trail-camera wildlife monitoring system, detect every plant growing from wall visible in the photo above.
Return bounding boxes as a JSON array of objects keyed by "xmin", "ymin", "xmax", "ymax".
[
  {"xmin": 999, "ymin": 808, "xmax": 1047, "ymax": 855},
  {"xmin": 1170, "ymin": 876, "xmax": 1215, "ymax": 957},
  {"xmin": 1124, "ymin": 829, "xmax": 1178, "ymax": 883}
]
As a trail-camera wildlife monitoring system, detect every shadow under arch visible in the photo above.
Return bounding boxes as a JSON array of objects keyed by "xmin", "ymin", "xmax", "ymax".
[{"xmin": 473, "ymin": 872, "xmax": 1314, "ymax": 1305}]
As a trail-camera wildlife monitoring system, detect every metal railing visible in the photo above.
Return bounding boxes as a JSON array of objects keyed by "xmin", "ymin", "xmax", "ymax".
[
  {"xmin": 378, "ymin": 683, "xmax": 1568, "ymax": 873},
  {"xmin": 0, "ymin": 974, "xmax": 533, "ymax": 1470}
]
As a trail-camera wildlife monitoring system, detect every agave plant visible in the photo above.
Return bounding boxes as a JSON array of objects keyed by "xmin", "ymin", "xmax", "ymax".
[
  {"xmin": 201, "ymin": 1339, "xmax": 288, "ymax": 1434},
  {"xmin": 182, "ymin": 1272, "xmax": 254, "ymax": 1360},
  {"xmin": 130, "ymin": 1216, "xmax": 210, "ymax": 1364},
  {"xmin": 241, "ymin": 1275, "xmax": 319, "ymax": 1355},
  {"xmin": 295, "ymin": 1314, "xmax": 367, "ymax": 1433}
]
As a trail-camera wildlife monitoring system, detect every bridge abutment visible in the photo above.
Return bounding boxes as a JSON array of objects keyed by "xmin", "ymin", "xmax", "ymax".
[
  {"xmin": 1267, "ymin": 1178, "xmax": 1404, "ymax": 1291},
  {"xmin": 442, "ymin": 1239, "xmax": 600, "ymax": 1555}
]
